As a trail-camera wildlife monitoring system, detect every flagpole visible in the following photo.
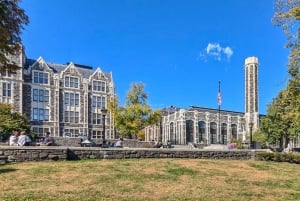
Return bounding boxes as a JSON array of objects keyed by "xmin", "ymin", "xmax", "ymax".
[{"xmin": 218, "ymin": 81, "xmax": 221, "ymax": 144}]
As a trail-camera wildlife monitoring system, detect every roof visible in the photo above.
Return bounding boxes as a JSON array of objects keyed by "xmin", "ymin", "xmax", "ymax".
[
  {"xmin": 25, "ymin": 58, "xmax": 112, "ymax": 81},
  {"xmin": 162, "ymin": 105, "xmax": 245, "ymax": 116}
]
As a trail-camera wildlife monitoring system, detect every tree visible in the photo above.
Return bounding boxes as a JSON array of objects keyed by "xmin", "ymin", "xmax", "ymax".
[
  {"xmin": 0, "ymin": 0, "xmax": 29, "ymax": 73},
  {"xmin": 260, "ymin": 0, "xmax": 300, "ymax": 147},
  {"xmin": 273, "ymin": 0, "xmax": 300, "ymax": 77},
  {"xmin": 0, "ymin": 103, "xmax": 30, "ymax": 140},
  {"xmin": 114, "ymin": 83, "xmax": 162, "ymax": 139},
  {"xmin": 259, "ymin": 85, "xmax": 300, "ymax": 148}
]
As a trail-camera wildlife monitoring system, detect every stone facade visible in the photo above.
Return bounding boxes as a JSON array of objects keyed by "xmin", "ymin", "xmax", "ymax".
[
  {"xmin": 245, "ymin": 57, "xmax": 259, "ymax": 132},
  {"xmin": 154, "ymin": 107, "xmax": 247, "ymax": 145},
  {"xmin": 0, "ymin": 50, "xmax": 115, "ymax": 140}
]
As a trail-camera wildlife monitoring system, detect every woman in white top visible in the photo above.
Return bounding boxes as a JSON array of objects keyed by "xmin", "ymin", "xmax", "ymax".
[{"xmin": 9, "ymin": 131, "xmax": 19, "ymax": 146}]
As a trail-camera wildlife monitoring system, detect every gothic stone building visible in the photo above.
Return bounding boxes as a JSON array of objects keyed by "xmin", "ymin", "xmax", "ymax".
[
  {"xmin": 0, "ymin": 49, "xmax": 115, "ymax": 139},
  {"xmin": 145, "ymin": 57, "xmax": 260, "ymax": 145}
]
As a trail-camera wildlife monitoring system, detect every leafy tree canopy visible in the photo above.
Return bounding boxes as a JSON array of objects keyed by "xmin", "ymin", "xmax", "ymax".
[
  {"xmin": 114, "ymin": 83, "xmax": 161, "ymax": 139},
  {"xmin": 259, "ymin": 0, "xmax": 300, "ymax": 148},
  {"xmin": 0, "ymin": 103, "xmax": 30, "ymax": 140},
  {"xmin": 0, "ymin": 0, "xmax": 29, "ymax": 73}
]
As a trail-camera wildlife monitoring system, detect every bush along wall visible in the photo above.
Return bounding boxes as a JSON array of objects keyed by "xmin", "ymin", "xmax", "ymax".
[{"xmin": 255, "ymin": 152, "xmax": 300, "ymax": 164}]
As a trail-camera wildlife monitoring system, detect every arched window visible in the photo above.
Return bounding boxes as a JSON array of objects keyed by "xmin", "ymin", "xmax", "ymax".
[
  {"xmin": 186, "ymin": 120, "xmax": 194, "ymax": 144},
  {"xmin": 198, "ymin": 121, "xmax": 206, "ymax": 143},
  {"xmin": 210, "ymin": 122, "xmax": 217, "ymax": 144},
  {"xmin": 221, "ymin": 123, "xmax": 227, "ymax": 144},
  {"xmin": 231, "ymin": 124, "xmax": 237, "ymax": 140}
]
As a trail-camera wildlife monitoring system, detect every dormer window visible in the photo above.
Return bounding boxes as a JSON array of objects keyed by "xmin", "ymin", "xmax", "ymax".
[
  {"xmin": 33, "ymin": 71, "xmax": 49, "ymax": 84},
  {"xmin": 65, "ymin": 76, "xmax": 79, "ymax": 88},
  {"xmin": 93, "ymin": 80, "xmax": 105, "ymax": 92}
]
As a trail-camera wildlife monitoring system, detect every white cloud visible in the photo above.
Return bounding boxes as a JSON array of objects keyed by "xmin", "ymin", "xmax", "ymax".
[
  {"xmin": 223, "ymin": 46, "xmax": 233, "ymax": 59},
  {"xmin": 200, "ymin": 42, "xmax": 234, "ymax": 61}
]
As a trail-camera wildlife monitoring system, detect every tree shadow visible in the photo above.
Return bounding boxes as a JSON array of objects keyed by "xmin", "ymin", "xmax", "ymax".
[{"xmin": 0, "ymin": 168, "xmax": 17, "ymax": 174}]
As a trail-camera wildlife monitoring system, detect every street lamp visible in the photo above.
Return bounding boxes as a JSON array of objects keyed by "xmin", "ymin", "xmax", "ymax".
[
  {"xmin": 101, "ymin": 108, "xmax": 108, "ymax": 142},
  {"xmin": 249, "ymin": 122, "xmax": 253, "ymax": 149}
]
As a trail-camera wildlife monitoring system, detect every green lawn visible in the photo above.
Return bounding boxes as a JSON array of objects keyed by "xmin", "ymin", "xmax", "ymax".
[{"xmin": 0, "ymin": 159, "xmax": 299, "ymax": 201}]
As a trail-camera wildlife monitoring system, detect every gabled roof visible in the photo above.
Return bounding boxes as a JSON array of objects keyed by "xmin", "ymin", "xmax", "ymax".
[{"xmin": 25, "ymin": 58, "xmax": 112, "ymax": 80}]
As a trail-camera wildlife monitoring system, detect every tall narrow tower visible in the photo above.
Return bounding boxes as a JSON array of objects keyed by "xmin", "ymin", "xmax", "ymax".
[{"xmin": 245, "ymin": 56, "xmax": 259, "ymax": 133}]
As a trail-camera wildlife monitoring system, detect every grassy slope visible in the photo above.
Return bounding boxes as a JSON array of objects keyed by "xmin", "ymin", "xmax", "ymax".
[{"xmin": 0, "ymin": 159, "xmax": 299, "ymax": 201}]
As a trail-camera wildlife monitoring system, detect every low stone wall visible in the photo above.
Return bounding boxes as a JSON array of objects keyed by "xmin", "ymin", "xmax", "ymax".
[{"xmin": 0, "ymin": 146, "xmax": 259, "ymax": 164}]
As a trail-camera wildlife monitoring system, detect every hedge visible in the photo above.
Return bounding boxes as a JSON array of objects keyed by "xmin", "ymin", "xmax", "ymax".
[{"xmin": 255, "ymin": 152, "xmax": 300, "ymax": 164}]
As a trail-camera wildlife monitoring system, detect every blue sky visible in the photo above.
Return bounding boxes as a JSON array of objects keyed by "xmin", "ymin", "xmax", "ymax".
[{"xmin": 21, "ymin": 0, "xmax": 289, "ymax": 114}]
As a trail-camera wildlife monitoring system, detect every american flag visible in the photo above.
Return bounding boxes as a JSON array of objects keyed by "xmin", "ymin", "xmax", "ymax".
[{"xmin": 218, "ymin": 91, "xmax": 222, "ymax": 106}]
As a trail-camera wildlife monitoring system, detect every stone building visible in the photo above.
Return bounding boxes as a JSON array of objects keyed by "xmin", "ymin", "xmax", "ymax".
[
  {"xmin": 0, "ymin": 48, "xmax": 115, "ymax": 139},
  {"xmin": 145, "ymin": 56, "xmax": 261, "ymax": 145}
]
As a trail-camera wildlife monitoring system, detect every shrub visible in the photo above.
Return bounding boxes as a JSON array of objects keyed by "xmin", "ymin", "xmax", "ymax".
[{"xmin": 255, "ymin": 152, "xmax": 300, "ymax": 164}]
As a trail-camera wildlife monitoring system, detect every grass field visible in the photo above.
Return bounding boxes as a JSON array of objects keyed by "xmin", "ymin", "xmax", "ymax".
[{"xmin": 0, "ymin": 159, "xmax": 299, "ymax": 201}]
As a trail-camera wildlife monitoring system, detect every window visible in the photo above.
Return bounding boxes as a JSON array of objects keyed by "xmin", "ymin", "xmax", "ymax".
[
  {"xmin": 65, "ymin": 76, "xmax": 79, "ymax": 88},
  {"xmin": 33, "ymin": 89, "xmax": 49, "ymax": 102},
  {"xmin": 32, "ymin": 127, "xmax": 50, "ymax": 137},
  {"xmin": 92, "ymin": 130, "xmax": 103, "ymax": 139},
  {"xmin": 221, "ymin": 123, "xmax": 227, "ymax": 145},
  {"xmin": 64, "ymin": 92, "xmax": 79, "ymax": 105},
  {"xmin": 33, "ymin": 71, "xmax": 48, "ymax": 84},
  {"xmin": 231, "ymin": 124, "xmax": 237, "ymax": 139},
  {"xmin": 198, "ymin": 121, "xmax": 206, "ymax": 142},
  {"xmin": 33, "ymin": 108, "xmax": 49, "ymax": 121},
  {"xmin": 210, "ymin": 122, "xmax": 217, "ymax": 144},
  {"xmin": 2, "ymin": 83, "xmax": 11, "ymax": 97},
  {"xmin": 93, "ymin": 80, "xmax": 105, "ymax": 92},
  {"xmin": 64, "ymin": 129, "xmax": 79, "ymax": 137},
  {"xmin": 64, "ymin": 111, "xmax": 79, "ymax": 123},
  {"xmin": 92, "ymin": 96, "xmax": 106, "ymax": 108},
  {"xmin": 92, "ymin": 113, "xmax": 104, "ymax": 125},
  {"xmin": 186, "ymin": 120, "xmax": 194, "ymax": 143}
]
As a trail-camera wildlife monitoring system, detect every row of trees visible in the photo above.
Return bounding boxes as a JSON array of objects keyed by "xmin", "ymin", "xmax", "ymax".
[{"xmin": 256, "ymin": 0, "xmax": 300, "ymax": 148}]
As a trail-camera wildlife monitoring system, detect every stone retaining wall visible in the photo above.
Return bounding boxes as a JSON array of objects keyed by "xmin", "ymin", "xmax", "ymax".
[{"xmin": 0, "ymin": 146, "xmax": 259, "ymax": 164}]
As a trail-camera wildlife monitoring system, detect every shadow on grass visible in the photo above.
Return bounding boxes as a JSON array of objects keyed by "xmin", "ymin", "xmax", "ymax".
[{"xmin": 0, "ymin": 168, "xmax": 17, "ymax": 174}]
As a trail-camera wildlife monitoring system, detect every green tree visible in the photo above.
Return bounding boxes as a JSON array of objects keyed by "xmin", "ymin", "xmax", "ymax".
[
  {"xmin": 273, "ymin": 0, "xmax": 300, "ymax": 77},
  {"xmin": 260, "ymin": 0, "xmax": 300, "ymax": 147},
  {"xmin": 0, "ymin": 103, "xmax": 30, "ymax": 140},
  {"xmin": 0, "ymin": 0, "xmax": 29, "ymax": 73},
  {"xmin": 259, "ymin": 86, "xmax": 300, "ymax": 148},
  {"xmin": 115, "ymin": 83, "xmax": 161, "ymax": 139}
]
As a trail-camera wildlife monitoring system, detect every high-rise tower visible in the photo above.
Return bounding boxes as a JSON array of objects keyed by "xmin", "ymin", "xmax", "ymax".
[{"xmin": 245, "ymin": 56, "xmax": 259, "ymax": 133}]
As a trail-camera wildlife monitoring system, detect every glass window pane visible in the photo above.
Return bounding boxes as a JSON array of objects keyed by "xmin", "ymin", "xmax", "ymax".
[
  {"xmin": 75, "ymin": 94, "xmax": 79, "ymax": 105},
  {"xmin": 2, "ymin": 83, "xmax": 6, "ymax": 96},
  {"xmin": 34, "ymin": 72, "xmax": 38, "ymax": 83},
  {"xmin": 39, "ymin": 72, "xmax": 44, "ymax": 83},
  {"xmin": 65, "ymin": 77, "xmax": 69, "ymax": 87},
  {"xmin": 65, "ymin": 93, "xmax": 69, "ymax": 104}
]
